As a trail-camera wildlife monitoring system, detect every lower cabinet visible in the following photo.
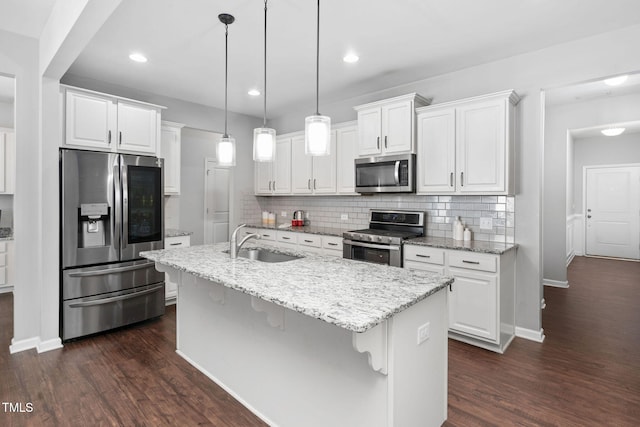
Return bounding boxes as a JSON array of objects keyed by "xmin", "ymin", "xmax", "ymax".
[
  {"xmin": 404, "ymin": 244, "xmax": 516, "ymax": 353},
  {"xmin": 165, "ymin": 235, "xmax": 191, "ymax": 303},
  {"xmin": 243, "ymin": 227, "xmax": 343, "ymax": 257},
  {"xmin": 0, "ymin": 241, "xmax": 14, "ymax": 294}
]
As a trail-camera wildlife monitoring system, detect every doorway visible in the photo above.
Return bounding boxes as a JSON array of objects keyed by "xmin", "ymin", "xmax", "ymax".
[
  {"xmin": 584, "ymin": 164, "xmax": 640, "ymax": 260},
  {"xmin": 204, "ymin": 158, "xmax": 231, "ymax": 244}
]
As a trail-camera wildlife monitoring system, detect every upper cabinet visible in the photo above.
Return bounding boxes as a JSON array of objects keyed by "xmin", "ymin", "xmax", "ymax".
[
  {"xmin": 354, "ymin": 93, "xmax": 430, "ymax": 157},
  {"xmin": 255, "ymin": 136, "xmax": 292, "ymax": 195},
  {"xmin": 0, "ymin": 128, "xmax": 15, "ymax": 194},
  {"xmin": 291, "ymin": 133, "xmax": 337, "ymax": 194},
  {"xmin": 160, "ymin": 121, "xmax": 184, "ymax": 195},
  {"xmin": 335, "ymin": 122, "xmax": 358, "ymax": 194},
  {"xmin": 416, "ymin": 90, "xmax": 519, "ymax": 195},
  {"xmin": 63, "ymin": 86, "xmax": 164, "ymax": 156}
]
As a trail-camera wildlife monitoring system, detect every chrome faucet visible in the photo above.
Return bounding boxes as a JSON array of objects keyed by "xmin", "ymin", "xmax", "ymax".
[{"xmin": 230, "ymin": 224, "xmax": 260, "ymax": 259}]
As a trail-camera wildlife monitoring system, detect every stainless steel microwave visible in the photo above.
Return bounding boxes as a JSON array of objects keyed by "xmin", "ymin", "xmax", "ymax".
[{"xmin": 355, "ymin": 154, "xmax": 416, "ymax": 193}]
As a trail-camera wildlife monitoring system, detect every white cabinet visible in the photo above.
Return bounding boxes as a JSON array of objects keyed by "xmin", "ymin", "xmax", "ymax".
[
  {"xmin": 160, "ymin": 121, "xmax": 184, "ymax": 195},
  {"xmin": 63, "ymin": 86, "xmax": 164, "ymax": 155},
  {"xmin": 403, "ymin": 244, "xmax": 516, "ymax": 353},
  {"xmin": 291, "ymin": 133, "xmax": 337, "ymax": 194},
  {"xmin": 164, "ymin": 235, "xmax": 191, "ymax": 302},
  {"xmin": 354, "ymin": 93, "xmax": 429, "ymax": 156},
  {"xmin": 335, "ymin": 123, "xmax": 358, "ymax": 194},
  {"xmin": 416, "ymin": 90, "xmax": 519, "ymax": 195},
  {"xmin": 322, "ymin": 235, "xmax": 343, "ymax": 257},
  {"xmin": 0, "ymin": 241, "xmax": 13, "ymax": 293},
  {"xmin": 247, "ymin": 227, "xmax": 343, "ymax": 256},
  {"xmin": 255, "ymin": 137, "xmax": 292, "ymax": 195},
  {"xmin": 0, "ymin": 129, "xmax": 15, "ymax": 194}
]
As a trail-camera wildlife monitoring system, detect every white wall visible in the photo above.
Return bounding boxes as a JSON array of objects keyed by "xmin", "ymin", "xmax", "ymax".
[
  {"xmin": 544, "ymin": 92, "xmax": 640, "ymax": 284},
  {"xmin": 271, "ymin": 24, "xmax": 640, "ymax": 336}
]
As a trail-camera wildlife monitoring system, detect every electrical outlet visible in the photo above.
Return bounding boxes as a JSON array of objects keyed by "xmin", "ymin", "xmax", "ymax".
[
  {"xmin": 480, "ymin": 217, "xmax": 493, "ymax": 230},
  {"xmin": 417, "ymin": 322, "xmax": 430, "ymax": 345},
  {"xmin": 281, "ymin": 211, "xmax": 288, "ymax": 218},
  {"xmin": 340, "ymin": 213, "xmax": 349, "ymax": 220}
]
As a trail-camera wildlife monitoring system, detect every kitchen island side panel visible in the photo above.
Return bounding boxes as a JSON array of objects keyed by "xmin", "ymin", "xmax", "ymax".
[{"xmin": 173, "ymin": 269, "xmax": 447, "ymax": 427}]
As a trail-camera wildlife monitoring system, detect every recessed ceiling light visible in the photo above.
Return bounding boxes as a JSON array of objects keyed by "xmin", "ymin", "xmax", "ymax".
[
  {"xmin": 343, "ymin": 53, "xmax": 359, "ymax": 64},
  {"xmin": 248, "ymin": 89, "xmax": 261, "ymax": 96},
  {"xmin": 604, "ymin": 75, "xmax": 628, "ymax": 86},
  {"xmin": 601, "ymin": 127, "xmax": 625, "ymax": 136},
  {"xmin": 129, "ymin": 53, "xmax": 147, "ymax": 63}
]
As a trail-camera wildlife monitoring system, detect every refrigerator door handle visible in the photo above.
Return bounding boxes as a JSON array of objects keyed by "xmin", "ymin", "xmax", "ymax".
[
  {"xmin": 68, "ymin": 284, "xmax": 164, "ymax": 308},
  {"xmin": 121, "ymin": 160, "xmax": 129, "ymax": 250},
  {"xmin": 67, "ymin": 261, "xmax": 156, "ymax": 277},
  {"xmin": 113, "ymin": 162, "xmax": 122, "ymax": 254}
]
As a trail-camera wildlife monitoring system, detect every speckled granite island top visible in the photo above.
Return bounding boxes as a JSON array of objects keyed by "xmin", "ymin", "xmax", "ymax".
[
  {"xmin": 405, "ymin": 236, "xmax": 517, "ymax": 255},
  {"xmin": 140, "ymin": 242, "xmax": 452, "ymax": 333}
]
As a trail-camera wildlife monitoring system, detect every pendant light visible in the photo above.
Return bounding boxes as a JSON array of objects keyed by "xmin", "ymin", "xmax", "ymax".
[
  {"xmin": 216, "ymin": 13, "xmax": 236, "ymax": 167},
  {"xmin": 304, "ymin": 0, "xmax": 331, "ymax": 156},
  {"xmin": 253, "ymin": 0, "xmax": 276, "ymax": 162}
]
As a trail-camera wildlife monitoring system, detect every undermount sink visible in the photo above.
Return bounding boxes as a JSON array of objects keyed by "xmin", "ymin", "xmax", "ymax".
[{"xmin": 235, "ymin": 248, "xmax": 302, "ymax": 263}]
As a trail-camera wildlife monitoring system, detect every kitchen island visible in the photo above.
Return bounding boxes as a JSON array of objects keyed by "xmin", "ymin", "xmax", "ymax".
[{"xmin": 141, "ymin": 242, "xmax": 452, "ymax": 427}]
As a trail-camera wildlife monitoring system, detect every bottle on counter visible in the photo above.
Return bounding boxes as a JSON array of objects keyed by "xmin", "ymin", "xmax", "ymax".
[
  {"xmin": 463, "ymin": 227, "xmax": 472, "ymax": 242},
  {"xmin": 268, "ymin": 212, "xmax": 276, "ymax": 225},
  {"xmin": 262, "ymin": 211, "xmax": 269, "ymax": 226},
  {"xmin": 453, "ymin": 216, "xmax": 464, "ymax": 241}
]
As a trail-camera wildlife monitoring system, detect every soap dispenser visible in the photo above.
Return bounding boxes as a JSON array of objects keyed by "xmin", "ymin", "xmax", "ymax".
[{"xmin": 453, "ymin": 216, "xmax": 464, "ymax": 241}]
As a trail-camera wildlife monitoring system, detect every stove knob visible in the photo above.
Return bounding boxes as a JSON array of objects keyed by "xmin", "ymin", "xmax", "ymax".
[
  {"xmin": 368, "ymin": 235, "xmax": 374, "ymax": 241},
  {"xmin": 377, "ymin": 236, "xmax": 383, "ymax": 242}
]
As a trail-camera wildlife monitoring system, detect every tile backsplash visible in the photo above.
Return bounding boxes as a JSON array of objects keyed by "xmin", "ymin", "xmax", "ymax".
[{"xmin": 242, "ymin": 193, "xmax": 515, "ymax": 244}]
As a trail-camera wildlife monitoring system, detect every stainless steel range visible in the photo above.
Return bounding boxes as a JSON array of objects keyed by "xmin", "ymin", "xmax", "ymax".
[{"xmin": 343, "ymin": 210, "xmax": 426, "ymax": 267}]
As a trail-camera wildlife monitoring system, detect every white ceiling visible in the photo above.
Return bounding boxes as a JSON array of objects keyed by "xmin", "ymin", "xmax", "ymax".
[
  {"xmin": 0, "ymin": 0, "xmax": 55, "ymax": 39},
  {"xmin": 63, "ymin": 0, "xmax": 640, "ymax": 119},
  {"xmin": 545, "ymin": 73, "xmax": 640, "ymax": 106}
]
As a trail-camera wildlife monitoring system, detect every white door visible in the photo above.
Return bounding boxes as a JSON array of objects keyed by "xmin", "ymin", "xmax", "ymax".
[
  {"xmin": 357, "ymin": 108, "xmax": 382, "ymax": 156},
  {"xmin": 312, "ymin": 131, "xmax": 337, "ymax": 194},
  {"xmin": 117, "ymin": 101, "xmax": 158, "ymax": 154},
  {"xmin": 205, "ymin": 160, "xmax": 231, "ymax": 244},
  {"xmin": 585, "ymin": 165, "xmax": 640, "ymax": 259},
  {"xmin": 290, "ymin": 135, "xmax": 312, "ymax": 194},
  {"xmin": 416, "ymin": 108, "xmax": 456, "ymax": 193},
  {"xmin": 382, "ymin": 100, "xmax": 413, "ymax": 154}
]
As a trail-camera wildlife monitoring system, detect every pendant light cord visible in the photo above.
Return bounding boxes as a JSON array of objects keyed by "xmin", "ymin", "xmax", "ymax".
[
  {"xmin": 315, "ymin": 0, "xmax": 320, "ymax": 116},
  {"xmin": 224, "ymin": 21, "xmax": 229, "ymax": 137},
  {"xmin": 263, "ymin": 0, "xmax": 268, "ymax": 127}
]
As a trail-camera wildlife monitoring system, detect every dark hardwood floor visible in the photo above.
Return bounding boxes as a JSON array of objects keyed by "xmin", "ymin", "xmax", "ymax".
[{"xmin": 1, "ymin": 256, "xmax": 638, "ymax": 426}]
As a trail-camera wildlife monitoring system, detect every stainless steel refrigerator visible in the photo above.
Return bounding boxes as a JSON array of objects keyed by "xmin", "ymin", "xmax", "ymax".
[{"xmin": 60, "ymin": 148, "xmax": 165, "ymax": 341}]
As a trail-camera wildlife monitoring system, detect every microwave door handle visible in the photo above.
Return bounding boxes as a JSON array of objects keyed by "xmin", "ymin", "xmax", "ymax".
[{"xmin": 394, "ymin": 161, "xmax": 400, "ymax": 185}]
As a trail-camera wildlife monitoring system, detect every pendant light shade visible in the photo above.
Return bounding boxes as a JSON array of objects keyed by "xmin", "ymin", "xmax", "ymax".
[
  {"xmin": 304, "ymin": 0, "xmax": 330, "ymax": 156},
  {"xmin": 217, "ymin": 13, "xmax": 236, "ymax": 167},
  {"xmin": 253, "ymin": 0, "xmax": 276, "ymax": 162}
]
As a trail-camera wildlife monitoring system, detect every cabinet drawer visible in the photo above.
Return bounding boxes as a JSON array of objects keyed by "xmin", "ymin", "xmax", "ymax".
[
  {"xmin": 258, "ymin": 230, "xmax": 276, "ymax": 241},
  {"xmin": 165, "ymin": 235, "xmax": 190, "ymax": 248},
  {"xmin": 404, "ymin": 245, "xmax": 445, "ymax": 265},
  {"xmin": 449, "ymin": 252, "xmax": 497, "ymax": 273},
  {"xmin": 277, "ymin": 231, "xmax": 298, "ymax": 244},
  {"xmin": 322, "ymin": 236, "xmax": 343, "ymax": 251},
  {"xmin": 298, "ymin": 234, "xmax": 322, "ymax": 248},
  {"xmin": 404, "ymin": 260, "xmax": 446, "ymax": 275}
]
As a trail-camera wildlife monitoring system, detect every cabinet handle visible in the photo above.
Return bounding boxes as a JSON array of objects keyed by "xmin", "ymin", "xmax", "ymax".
[
  {"xmin": 308, "ymin": 179, "xmax": 311, "ymax": 190},
  {"xmin": 273, "ymin": 181, "xmax": 276, "ymax": 191},
  {"xmin": 450, "ymin": 172, "xmax": 454, "ymax": 187},
  {"xmin": 327, "ymin": 242, "xmax": 338, "ymax": 246},
  {"xmin": 416, "ymin": 254, "xmax": 431, "ymax": 258},
  {"xmin": 377, "ymin": 136, "xmax": 380, "ymax": 149},
  {"xmin": 384, "ymin": 135, "xmax": 388, "ymax": 148},
  {"xmin": 263, "ymin": 234, "xmax": 271, "ymax": 238},
  {"xmin": 449, "ymin": 282, "xmax": 453, "ymax": 292},
  {"xmin": 462, "ymin": 260, "xmax": 480, "ymax": 265},
  {"xmin": 119, "ymin": 131, "xmax": 122, "ymax": 145},
  {"xmin": 304, "ymin": 239, "xmax": 313, "ymax": 243},
  {"xmin": 108, "ymin": 130, "xmax": 112, "ymax": 145},
  {"xmin": 313, "ymin": 179, "xmax": 317, "ymax": 189},
  {"xmin": 282, "ymin": 236, "xmax": 291, "ymax": 240},
  {"xmin": 268, "ymin": 181, "xmax": 272, "ymax": 191},
  {"xmin": 169, "ymin": 242, "xmax": 182, "ymax": 246},
  {"xmin": 460, "ymin": 172, "xmax": 464, "ymax": 187}
]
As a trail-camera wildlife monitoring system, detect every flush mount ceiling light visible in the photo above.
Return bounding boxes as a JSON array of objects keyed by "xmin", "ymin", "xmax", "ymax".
[
  {"xmin": 604, "ymin": 75, "xmax": 628, "ymax": 86},
  {"xmin": 253, "ymin": 0, "xmax": 277, "ymax": 162},
  {"xmin": 601, "ymin": 127, "xmax": 626, "ymax": 136},
  {"xmin": 343, "ymin": 53, "xmax": 359, "ymax": 63},
  {"xmin": 248, "ymin": 89, "xmax": 261, "ymax": 96},
  {"xmin": 304, "ymin": 0, "xmax": 331, "ymax": 157},
  {"xmin": 216, "ymin": 13, "xmax": 236, "ymax": 167},
  {"xmin": 129, "ymin": 53, "xmax": 147, "ymax": 63}
]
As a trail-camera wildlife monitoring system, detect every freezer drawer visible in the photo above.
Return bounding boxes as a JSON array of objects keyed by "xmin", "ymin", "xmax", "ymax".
[
  {"xmin": 62, "ymin": 260, "xmax": 164, "ymax": 300},
  {"xmin": 62, "ymin": 282, "xmax": 165, "ymax": 341}
]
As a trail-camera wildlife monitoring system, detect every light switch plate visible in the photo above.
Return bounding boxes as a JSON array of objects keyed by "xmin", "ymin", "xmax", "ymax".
[
  {"xmin": 417, "ymin": 322, "xmax": 430, "ymax": 345},
  {"xmin": 281, "ymin": 211, "xmax": 287, "ymax": 217},
  {"xmin": 340, "ymin": 214, "xmax": 349, "ymax": 220},
  {"xmin": 480, "ymin": 217, "xmax": 493, "ymax": 230}
]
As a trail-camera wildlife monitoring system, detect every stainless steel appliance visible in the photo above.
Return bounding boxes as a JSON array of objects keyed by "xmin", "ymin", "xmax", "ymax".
[
  {"xmin": 355, "ymin": 154, "xmax": 415, "ymax": 193},
  {"xmin": 60, "ymin": 149, "xmax": 165, "ymax": 341},
  {"xmin": 343, "ymin": 210, "xmax": 425, "ymax": 267}
]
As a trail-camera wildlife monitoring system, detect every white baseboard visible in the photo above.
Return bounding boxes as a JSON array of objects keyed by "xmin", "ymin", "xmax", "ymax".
[
  {"xmin": 566, "ymin": 252, "xmax": 575, "ymax": 267},
  {"xmin": 37, "ymin": 338, "xmax": 63, "ymax": 353},
  {"xmin": 0, "ymin": 285, "xmax": 13, "ymax": 294},
  {"xmin": 9, "ymin": 336, "xmax": 40, "ymax": 354},
  {"xmin": 515, "ymin": 327, "xmax": 545, "ymax": 343},
  {"xmin": 543, "ymin": 279, "xmax": 569, "ymax": 288}
]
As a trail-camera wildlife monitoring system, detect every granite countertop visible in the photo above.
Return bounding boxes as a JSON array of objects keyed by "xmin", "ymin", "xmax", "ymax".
[
  {"xmin": 246, "ymin": 223, "xmax": 344, "ymax": 237},
  {"xmin": 405, "ymin": 236, "xmax": 517, "ymax": 255},
  {"xmin": 165, "ymin": 228, "xmax": 194, "ymax": 238},
  {"xmin": 0, "ymin": 227, "xmax": 13, "ymax": 241},
  {"xmin": 141, "ymin": 241, "xmax": 452, "ymax": 333}
]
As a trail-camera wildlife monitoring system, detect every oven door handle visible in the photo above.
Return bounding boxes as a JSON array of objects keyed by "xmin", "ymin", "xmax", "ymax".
[
  {"xmin": 394, "ymin": 161, "xmax": 400, "ymax": 185},
  {"xmin": 344, "ymin": 239, "xmax": 401, "ymax": 251}
]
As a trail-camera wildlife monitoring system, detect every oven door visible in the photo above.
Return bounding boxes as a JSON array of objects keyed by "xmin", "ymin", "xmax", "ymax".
[{"xmin": 343, "ymin": 239, "xmax": 402, "ymax": 267}]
